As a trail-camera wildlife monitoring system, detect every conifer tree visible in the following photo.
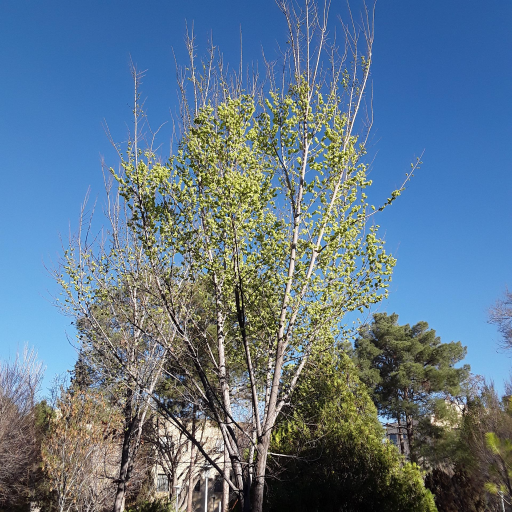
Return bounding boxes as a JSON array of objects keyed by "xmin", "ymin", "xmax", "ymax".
[{"xmin": 354, "ymin": 312, "xmax": 469, "ymax": 462}]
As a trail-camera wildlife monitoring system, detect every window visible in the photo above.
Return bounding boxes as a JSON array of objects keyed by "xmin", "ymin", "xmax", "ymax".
[
  {"xmin": 214, "ymin": 476, "xmax": 223, "ymax": 493},
  {"xmin": 389, "ymin": 433, "xmax": 398, "ymax": 445},
  {"xmin": 159, "ymin": 436, "xmax": 174, "ymax": 450},
  {"xmin": 194, "ymin": 480, "xmax": 201, "ymax": 492},
  {"xmin": 156, "ymin": 474, "xmax": 169, "ymax": 493},
  {"xmin": 214, "ymin": 438, "xmax": 224, "ymax": 453}
]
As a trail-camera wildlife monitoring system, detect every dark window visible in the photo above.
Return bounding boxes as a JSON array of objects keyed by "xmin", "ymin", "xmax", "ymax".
[
  {"xmin": 157, "ymin": 474, "xmax": 169, "ymax": 493},
  {"xmin": 194, "ymin": 480, "xmax": 201, "ymax": 492},
  {"xmin": 214, "ymin": 476, "xmax": 223, "ymax": 493},
  {"xmin": 389, "ymin": 433, "xmax": 398, "ymax": 445}
]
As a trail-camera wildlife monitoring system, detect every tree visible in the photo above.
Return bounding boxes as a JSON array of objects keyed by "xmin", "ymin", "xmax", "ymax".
[
  {"xmin": 41, "ymin": 388, "xmax": 132, "ymax": 512},
  {"xmin": 461, "ymin": 383, "xmax": 512, "ymax": 510},
  {"xmin": 484, "ymin": 432, "xmax": 512, "ymax": 505},
  {"xmin": 58, "ymin": 2, "xmax": 419, "ymax": 511},
  {"xmin": 57, "ymin": 183, "xmax": 172, "ymax": 512},
  {"xmin": 421, "ymin": 375, "xmax": 496, "ymax": 512},
  {"xmin": 424, "ymin": 467, "xmax": 490, "ymax": 512},
  {"xmin": 354, "ymin": 313, "xmax": 469, "ymax": 462},
  {"xmin": 265, "ymin": 350, "xmax": 437, "ymax": 512},
  {"xmin": 78, "ymin": 311, "xmax": 162, "ymax": 512},
  {"xmin": 489, "ymin": 289, "xmax": 512, "ymax": 349},
  {"xmin": 0, "ymin": 346, "xmax": 44, "ymax": 508}
]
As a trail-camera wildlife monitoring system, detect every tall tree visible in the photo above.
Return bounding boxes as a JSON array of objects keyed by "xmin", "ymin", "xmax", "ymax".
[
  {"xmin": 58, "ymin": 2, "xmax": 419, "ymax": 511},
  {"xmin": 57, "ymin": 187, "xmax": 171, "ymax": 512},
  {"xmin": 354, "ymin": 312, "xmax": 469, "ymax": 462}
]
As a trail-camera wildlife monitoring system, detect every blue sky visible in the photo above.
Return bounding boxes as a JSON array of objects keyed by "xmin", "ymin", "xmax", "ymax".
[{"xmin": 1, "ymin": 1, "xmax": 511, "ymax": 396}]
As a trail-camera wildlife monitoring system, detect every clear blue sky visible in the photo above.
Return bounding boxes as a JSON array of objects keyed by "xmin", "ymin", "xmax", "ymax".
[{"xmin": 1, "ymin": 1, "xmax": 511, "ymax": 396}]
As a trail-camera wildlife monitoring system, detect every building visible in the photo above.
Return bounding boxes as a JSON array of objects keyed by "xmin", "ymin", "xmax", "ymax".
[
  {"xmin": 384, "ymin": 398, "xmax": 464, "ymax": 459},
  {"xmin": 151, "ymin": 419, "xmax": 232, "ymax": 512},
  {"xmin": 384, "ymin": 422, "xmax": 411, "ymax": 457}
]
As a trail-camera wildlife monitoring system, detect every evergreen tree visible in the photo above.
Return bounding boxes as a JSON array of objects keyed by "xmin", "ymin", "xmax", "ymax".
[
  {"xmin": 354, "ymin": 313, "xmax": 469, "ymax": 462},
  {"xmin": 265, "ymin": 350, "xmax": 437, "ymax": 512},
  {"xmin": 69, "ymin": 349, "xmax": 96, "ymax": 392}
]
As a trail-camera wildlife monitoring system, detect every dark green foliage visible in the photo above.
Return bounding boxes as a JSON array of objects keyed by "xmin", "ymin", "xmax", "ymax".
[
  {"xmin": 34, "ymin": 400, "xmax": 53, "ymax": 436},
  {"xmin": 265, "ymin": 351, "xmax": 437, "ymax": 512},
  {"xmin": 70, "ymin": 350, "xmax": 97, "ymax": 391},
  {"xmin": 126, "ymin": 498, "xmax": 173, "ymax": 512},
  {"xmin": 425, "ymin": 468, "xmax": 489, "ymax": 512},
  {"xmin": 354, "ymin": 313, "xmax": 469, "ymax": 461}
]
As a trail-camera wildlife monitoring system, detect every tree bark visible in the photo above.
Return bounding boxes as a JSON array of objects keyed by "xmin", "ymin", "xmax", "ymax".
[
  {"xmin": 250, "ymin": 432, "xmax": 271, "ymax": 512},
  {"xmin": 186, "ymin": 407, "xmax": 197, "ymax": 512},
  {"xmin": 113, "ymin": 388, "xmax": 136, "ymax": 512},
  {"xmin": 406, "ymin": 413, "xmax": 415, "ymax": 463},
  {"xmin": 222, "ymin": 444, "xmax": 229, "ymax": 512},
  {"xmin": 397, "ymin": 416, "xmax": 406, "ymax": 456}
]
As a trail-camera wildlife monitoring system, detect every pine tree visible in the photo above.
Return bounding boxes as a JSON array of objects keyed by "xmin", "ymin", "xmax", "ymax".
[{"xmin": 354, "ymin": 312, "xmax": 470, "ymax": 462}]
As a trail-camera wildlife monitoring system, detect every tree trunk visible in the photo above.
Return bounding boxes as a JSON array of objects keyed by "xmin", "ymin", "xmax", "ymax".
[
  {"xmin": 250, "ymin": 433, "xmax": 271, "ymax": 512},
  {"xmin": 113, "ymin": 389, "xmax": 136, "ymax": 512},
  {"xmin": 406, "ymin": 413, "xmax": 415, "ymax": 463},
  {"xmin": 171, "ymin": 471, "xmax": 178, "ymax": 505},
  {"xmin": 222, "ymin": 444, "xmax": 229, "ymax": 512},
  {"xmin": 113, "ymin": 430, "xmax": 133, "ymax": 512},
  {"xmin": 242, "ymin": 477, "xmax": 251, "ymax": 512},
  {"xmin": 186, "ymin": 443, "xmax": 196, "ymax": 512},
  {"xmin": 186, "ymin": 408, "xmax": 197, "ymax": 512},
  {"xmin": 397, "ymin": 416, "xmax": 405, "ymax": 456}
]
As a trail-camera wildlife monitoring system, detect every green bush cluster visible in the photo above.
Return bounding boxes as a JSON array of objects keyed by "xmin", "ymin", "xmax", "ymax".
[{"xmin": 265, "ymin": 351, "xmax": 437, "ymax": 512}]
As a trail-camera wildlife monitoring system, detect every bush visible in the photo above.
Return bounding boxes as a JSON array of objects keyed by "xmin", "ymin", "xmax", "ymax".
[
  {"xmin": 127, "ymin": 498, "xmax": 173, "ymax": 512},
  {"xmin": 265, "ymin": 351, "xmax": 437, "ymax": 512}
]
